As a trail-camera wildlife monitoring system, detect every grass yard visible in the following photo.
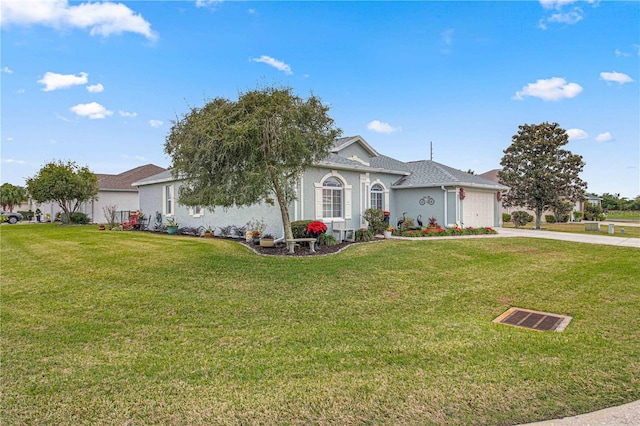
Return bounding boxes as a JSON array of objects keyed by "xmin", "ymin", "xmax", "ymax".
[{"xmin": 2, "ymin": 225, "xmax": 639, "ymax": 425}]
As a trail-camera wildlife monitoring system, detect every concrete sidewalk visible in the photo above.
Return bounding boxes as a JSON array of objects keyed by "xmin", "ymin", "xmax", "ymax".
[
  {"xmin": 520, "ymin": 400, "xmax": 640, "ymax": 425},
  {"xmin": 496, "ymin": 227, "xmax": 640, "ymax": 248}
]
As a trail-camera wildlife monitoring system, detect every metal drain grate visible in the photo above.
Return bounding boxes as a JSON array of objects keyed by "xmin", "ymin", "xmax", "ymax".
[{"xmin": 493, "ymin": 308, "xmax": 572, "ymax": 332}]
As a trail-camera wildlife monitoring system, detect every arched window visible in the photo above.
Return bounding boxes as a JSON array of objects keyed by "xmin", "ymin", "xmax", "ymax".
[
  {"xmin": 371, "ymin": 183, "xmax": 384, "ymax": 210},
  {"xmin": 323, "ymin": 177, "xmax": 343, "ymax": 218}
]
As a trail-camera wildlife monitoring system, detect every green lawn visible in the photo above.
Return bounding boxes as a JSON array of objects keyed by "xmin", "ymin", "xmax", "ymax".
[{"xmin": 2, "ymin": 225, "xmax": 639, "ymax": 425}]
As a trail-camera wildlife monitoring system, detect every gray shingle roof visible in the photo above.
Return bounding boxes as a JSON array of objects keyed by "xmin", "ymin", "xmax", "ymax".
[
  {"xmin": 392, "ymin": 160, "xmax": 508, "ymax": 189},
  {"xmin": 134, "ymin": 137, "xmax": 508, "ymax": 191}
]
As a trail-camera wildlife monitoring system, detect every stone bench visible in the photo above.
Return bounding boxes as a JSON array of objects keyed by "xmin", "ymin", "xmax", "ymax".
[{"xmin": 285, "ymin": 238, "xmax": 317, "ymax": 254}]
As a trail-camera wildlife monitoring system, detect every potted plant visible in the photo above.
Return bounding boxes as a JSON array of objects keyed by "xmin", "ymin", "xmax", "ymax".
[
  {"xmin": 251, "ymin": 230, "xmax": 261, "ymax": 245},
  {"xmin": 259, "ymin": 233, "xmax": 275, "ymax": 247},
  {"xmin": 246, "ymin": 218, "xmax": 266, "ymax": 242},
  {"xmin": 166, "ymin": 217, "xmax": 179, "ymax": 235},
  {"xmin": 427, "ymin": 216, "xmax": 439, "ymax": 231},
  {"xmin": 384, "ymin": 226, "xmax": 394, "ymax": 239},
  {"xmin": 98, "ymin": 224, "xmax": 106, "ymax": 231},
  {"xmin": 204, "ymin": 225, "xmax": 214, "ymax": 237}
]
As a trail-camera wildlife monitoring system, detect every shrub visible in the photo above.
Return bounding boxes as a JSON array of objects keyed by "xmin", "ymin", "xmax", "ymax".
[
  {"xmin": 355, "ymin": 228, "xmax": 375, "ymax": 242},
  {"xmin": 527, "ymin": 214, "xmax": 534, "ymax": 223},
  {"xmin": 18, "ymin": 210, "xmax": 32, "ymax": 220},
  {"xmin": 545, "ymin": 215, "xmax": 556, "ymax": 223},
  {"xmin": 59, "ymin": 212, "xmax": 90, "ymax": 224},
  {"xmin": 502, "ymin": 213, "xmax": 511, "ymax": 223},
  {"xmin": 573, "ymin": 211, "xmax": 583, "ymax": 221},
  {"xmin": 318, "ymin": 233, "xmax": 338, "ymax": 246},
  {"xmin": 363, "ymin": 208, "xmax": 386, "ymax": 234},
  {"xmin": 584, "ymin": 203, "xmax": 603, "ymax": 221},
  {"xmin": 512, "ymin": 211, "xmax": 529, "ymax": 228},
  {"xmin": 291, "ymin": 220, "xmax": 314, "ymax": 238},
  {"xmin": 400, "ymin": 217, "xmax": 415, "ymax": 231}
]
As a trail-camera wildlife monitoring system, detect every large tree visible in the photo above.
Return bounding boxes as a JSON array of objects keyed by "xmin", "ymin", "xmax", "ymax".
[
  {"xmin": 165, "ymin": 86, "xmax": 341, "ymax": 252},
  {"xmin": 26, "ymin": 160, "xmax": 99, "ymax": 224},
  {"xmin": 499, "ymin": 122, "xmax": 586, "ymax": 229},
  {"xmin": 0, "ymin": 183, "xmax": 27, "ymax": 212}
]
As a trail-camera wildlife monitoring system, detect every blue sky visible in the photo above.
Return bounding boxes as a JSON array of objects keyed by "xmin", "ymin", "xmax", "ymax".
[{"xmin": 2, "ymin": 0, "xmax": 639, "ymax": 197}]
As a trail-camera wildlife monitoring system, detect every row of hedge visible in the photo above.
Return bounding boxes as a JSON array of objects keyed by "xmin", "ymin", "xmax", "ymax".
[{"xmin": 392, "ymin": 226, "xmax": 497, "ymax": 238}]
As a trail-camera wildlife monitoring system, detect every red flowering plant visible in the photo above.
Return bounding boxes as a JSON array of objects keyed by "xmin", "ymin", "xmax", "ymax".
[{"xmin": 306, "ymin": 221, "xmax": 328, "ymax": 236}]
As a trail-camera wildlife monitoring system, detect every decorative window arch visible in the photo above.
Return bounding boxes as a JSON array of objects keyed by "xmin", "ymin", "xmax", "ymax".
[
  {"xmin": 370, "ymin": 179, "xmax": 389, "ymax": 212},
  {"xmin": 314, "ymin": 171, "xmax": 352, "ymax": 220},
  {"xmin": 370, "ymin": 183, "xmax": 384, "ymax": 210}
]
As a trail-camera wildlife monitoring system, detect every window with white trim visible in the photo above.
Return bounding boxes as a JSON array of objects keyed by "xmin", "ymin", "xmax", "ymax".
[
  {"xmin": 322, "ymin": 177, "xmax": 343, "ymax": 218},
  {"xmin": 371, "ymin": 184, "xmax": 384, "ymax": 210},
  {"xmin": 164, "ymin": 185, "xmax": 174, "ymax": 216},
  {"xmin": 190, "ymin": 205, "xmax": 203, "ymax": 217}
]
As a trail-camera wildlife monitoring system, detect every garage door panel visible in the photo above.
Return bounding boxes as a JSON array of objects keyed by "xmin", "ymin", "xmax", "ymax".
[{"xmin": 463, "ymin": 191, "xmax": 494, "ymax": 228}]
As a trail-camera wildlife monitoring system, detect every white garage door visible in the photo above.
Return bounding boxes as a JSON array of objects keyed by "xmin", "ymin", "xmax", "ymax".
[{"xmin": 462, "ymin": 191, "xmax": 494, "ymax": 228}]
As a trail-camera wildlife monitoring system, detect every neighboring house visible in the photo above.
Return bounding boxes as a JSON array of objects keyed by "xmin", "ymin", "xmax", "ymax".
[
  {"xmin": 28, "ymin": 164, "xmax": 165, "ymax": 222},
  {"xmin": 80, "ymin": 164, "xmax": 166, "ymax": 222},
  {"xmin": 134, "ymin": 136, "xmax": 508, "ymax": 238},
  {"xmin": 479, "ymin": 168, "xmax": 591, "ymax": 222}
]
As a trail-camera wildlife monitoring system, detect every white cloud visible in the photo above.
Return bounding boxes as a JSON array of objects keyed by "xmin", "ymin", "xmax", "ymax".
[
  {"xmin": 251, "ymin": 55, "xmax": 292, "ymax": 75},
  {"xmin": 566, "ymin": 128, "xmax": 588, "ymax": 140},
  {"xmin": 119, "ymin": 110, "xmax": 137, "ymax": 117},
  {"xmin": 6, "ymin": 137, "xmax": 14, "ymax": 142},
  {"xmin": 55, "ymin": 113, "xmax": 73, "ymax": 122},
  {"xmin": 539, "ymin": 0, "xmax": 577, "ymax": 9},
  {"xmin": 195, "ymin": 0, "xmax": 223, "ymax": 9},
  {"xmin": 513, "ymin": 77, "xmax": 583, "ymax": 101},
  {"xmin": 149, "ymin": 120, "xmax": 163, "ymax": 127},
  {"xmin": 547, "ymin": 10, "xmax": 583, "ymax": 25},
  {"xmin": 1, "ymin": 158, "xmax": 26, "ymax": 164},
  {"xmin": 38, "ymin": 71, "xmax": 88, "ymax": 91},
  {"xmin": 367, "ymin": 120, "xmax": 400, "ymax": 134},
  {"xmin": 615, "ymin": 49, "xmax": 629, "ymax": 57},
  {"xmin": 600, "ymin": 71, "xmax": 633, "ymax": 84},
  {"xmin": 86, "ymin": 83, "xmax": 104, "ymax": 93},
  {"xmin": 595, "ymin": 132, "xmax": 612, "ymax": 142},
  {"xmin": 441, "ymin": 29, "xmax": 454, "ymax": 46},
  {"xmin": 0, "ymin": 0, "xmax": 157, "ymax": 40},
  {"xmin": 70, "ymin": 102, "xmax": 113, "ymax": 119},
  {"xmin": 2, "ymin": 66, "xmax": 13, "ymax": 74}
]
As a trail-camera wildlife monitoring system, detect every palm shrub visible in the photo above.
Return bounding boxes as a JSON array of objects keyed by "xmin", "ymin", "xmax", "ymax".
[
  {"xmin": 363, "ymin": 208, "xmax": 386, "ymax": 235},
  {"xmin": 502, "ymin": 213, "xmax": 511, "ymax": 223},
  {"xmin": 318, "ymin": 233, "xmax": 338, "ymax": 246}
]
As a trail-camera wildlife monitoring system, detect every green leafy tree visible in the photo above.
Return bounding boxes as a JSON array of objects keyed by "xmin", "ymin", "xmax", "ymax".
[
  {"xmin": 552, "ymin": 199, "xmax": 574, "ymax": 223},
  {"xmin": 499, "ymin": 122, "xmax": 587, "ymax": 229},
  {"xmin": 165, "ymin": 86, "xmax": 341, "ymax": 253},
  {"xmin": 26, "ymin": 161, "xmax": 98, "ymax": 224},
  {"xmin": 0, "ymin": 183, "xmax": 27, "ymax": 211}
]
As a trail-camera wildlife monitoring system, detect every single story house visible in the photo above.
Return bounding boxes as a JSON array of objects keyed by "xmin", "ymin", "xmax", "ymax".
[
  {"xmin": 479, "ymin": 169, "xmax": 594, "ymax": 222},
  {"xmin": 80, "ymin": 164, "xmax": 166, "ymax": 222},
  {"xmin": 133, "ymin": 136, "xmax": 508, "ymax": 237},
  {"xmin": 27, "ymin": 164, "xmax": 165, "ymax": 222}
]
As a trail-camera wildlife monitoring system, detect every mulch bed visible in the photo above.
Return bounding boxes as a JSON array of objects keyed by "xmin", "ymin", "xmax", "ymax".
[{"xmin": 239, "ymin": 240, "xmax": 355, "ymax": 257}]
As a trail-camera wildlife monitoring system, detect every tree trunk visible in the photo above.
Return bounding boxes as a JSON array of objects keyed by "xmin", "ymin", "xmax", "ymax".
[
  {"xmin": 535, "ymin": 207, "xmax": 543, "ymax": 230},
  {"xmin": 272, "ymin": 178, "xmax": 295, "ymax": 254}
]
